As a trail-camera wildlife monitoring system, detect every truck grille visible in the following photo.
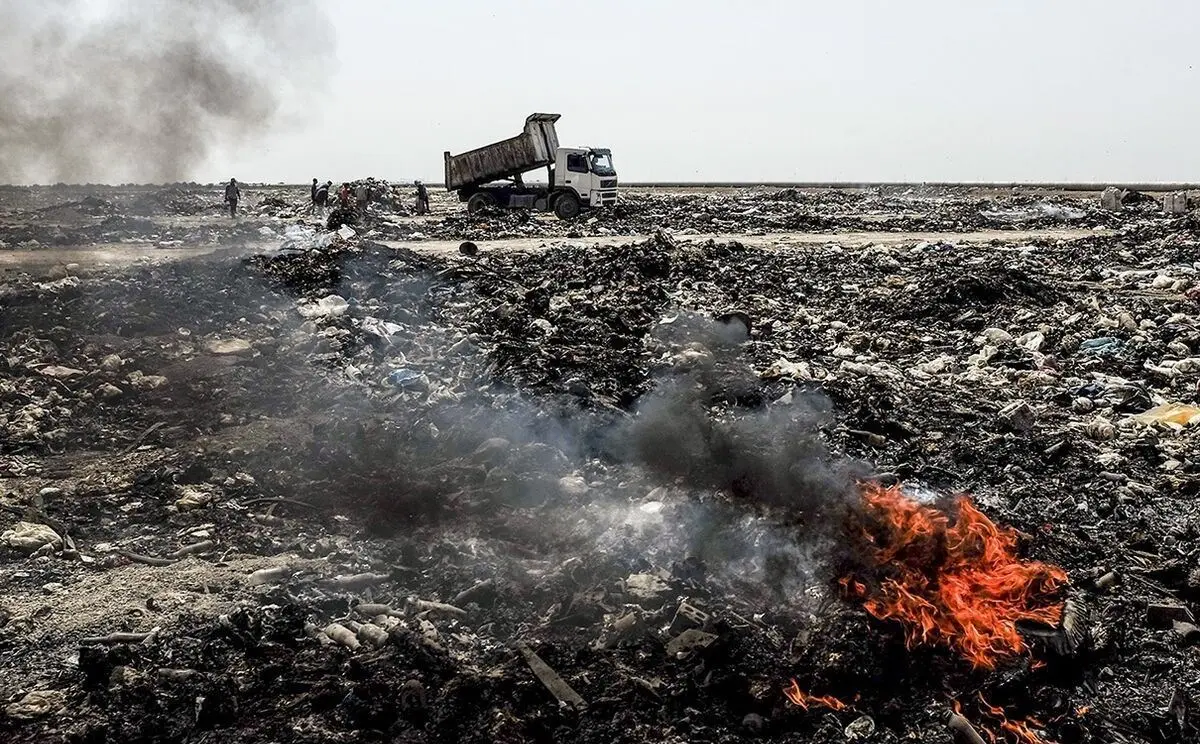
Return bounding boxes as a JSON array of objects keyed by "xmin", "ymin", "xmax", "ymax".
[{"xmin": 600, "ymin": 179, "xmax": 618, "ymax": 188}]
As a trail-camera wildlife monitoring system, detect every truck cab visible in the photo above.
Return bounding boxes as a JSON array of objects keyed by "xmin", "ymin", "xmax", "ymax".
[{"xmin": 555, "ymin": 147, "xmax": 618, "ymax": 213}]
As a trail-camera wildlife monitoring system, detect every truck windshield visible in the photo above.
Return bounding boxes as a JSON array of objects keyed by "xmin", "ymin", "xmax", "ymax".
[{"xmin": 589, "ymin": 152, "xmax": 615, "ymax": 176}]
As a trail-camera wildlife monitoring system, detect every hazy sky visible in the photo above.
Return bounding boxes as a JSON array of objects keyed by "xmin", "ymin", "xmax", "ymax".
[{"xmin": 214, "ymin": 0, "xmax": 1199, "ymax": 184}]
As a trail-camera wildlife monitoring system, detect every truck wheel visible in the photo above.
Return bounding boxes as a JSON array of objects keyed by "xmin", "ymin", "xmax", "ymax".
[
  {"xmin": 467, "ymin": 193, "xmax": 497, "ymax": 215},
  {"xmin": 553, "ymin": 193, "xmax": 581, "ymax": 220}
]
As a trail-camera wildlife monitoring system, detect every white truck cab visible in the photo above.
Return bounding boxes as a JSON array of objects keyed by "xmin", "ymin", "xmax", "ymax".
[{"xmin": 556, "ymin": 147, "xmax": 618, "ymax": 211}]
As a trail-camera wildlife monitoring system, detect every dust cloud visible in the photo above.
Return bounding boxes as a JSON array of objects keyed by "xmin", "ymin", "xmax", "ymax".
[{"xmin": 0, "ymin": 0, "xmax": 334, "ymax": 184}]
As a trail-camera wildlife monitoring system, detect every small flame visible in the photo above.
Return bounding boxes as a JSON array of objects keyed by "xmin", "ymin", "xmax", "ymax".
[
  {"xmin": 976, "ymin": 695, "xmax": 1054, "ymax": 744},
  {"xmin": 783, "ymin": 679, "xmax": 847, "ymax": 711},
  {"xmin": 847, "ymin": 484, "xmax": 1067, "ymax": 669}
]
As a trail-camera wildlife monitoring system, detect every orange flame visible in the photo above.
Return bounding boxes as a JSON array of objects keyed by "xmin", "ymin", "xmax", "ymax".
[
  {"xmin": 976, "ymin": 695, "xmax": 1054, "ymax": 744},
  {"xmin": 849, "ymin": 484, "xmax": 1067, "ymax": 669},
  {"xmin": 783, "ymin": 679, "xmax": 847, "ymax": 711}
]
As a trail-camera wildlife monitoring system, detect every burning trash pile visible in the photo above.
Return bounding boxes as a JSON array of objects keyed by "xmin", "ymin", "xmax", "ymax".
[
  {"xmin": 785, "ymin": 483, "xmax": 1073, "ymax": 743},
  {"xmin": 844, "ymin": 484, "xmax": 1067, "ymax": 670},
  {"xmin": 1, "ymin": 185, "xmax": 1200, "ymax": 743}
]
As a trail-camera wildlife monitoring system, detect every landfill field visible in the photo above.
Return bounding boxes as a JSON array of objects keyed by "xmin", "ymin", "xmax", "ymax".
[{"xmin": 2, "ymin": 183, "xmax": 1199, "ymax": 744}]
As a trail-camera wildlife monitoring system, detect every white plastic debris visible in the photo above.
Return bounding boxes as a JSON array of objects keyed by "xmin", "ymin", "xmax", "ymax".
[
  {"xmin": 2, "ymin": 522, "xmax": 63, "ymax": 554},
  {"xmin": 174, "ymin": 486, "xmax": 214, "ymax": 512},
  {"xmin": 126, "ymin": 371, "xmax": 168, "ymax": 390},
  {"xmin": 1017, "ymin": 331, "xmax": 1045, "ymax": 352},
  {"xmin": 763, "ymin": 357, "xmax": 817, "ymax": 381},
  {"xmin": 361, "ymin": 317, "xmax": 404, "ymax": 341},
  {"xmin": 558, "ymin": 475, "xmax": 589, "ymax": 497},
  {"xmin": 39, "ymin": 365, "xmax": 84, "ymax": 379},
  {"xmin": 975, "ymin": 328, "xmax": 1013, "ymax": 346},
  {"xmin": 297, "ymin": 295, "xmax": 349, "ymax": 319},
  {"xmin": 280, "ymin": 224, "xmax": 334, "ymax": 252},
  {"xmin": 205, "ymin": 338, "xmax": 252, "ymax": 355},
  {"xmin": 337, "ymin": 225, "xmax": 357, "ymax": 240}
]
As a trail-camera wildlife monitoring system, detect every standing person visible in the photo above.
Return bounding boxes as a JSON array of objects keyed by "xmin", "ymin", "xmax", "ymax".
[
  {"xmin": 338, "ymin": 182, "xmax": 352, "ymax": 210},
  {"xmin": 355, "ymin": 183, "xmax": 371, "ymax": 213},
  {"xmin": 414, "ymin": 180, "xmax": 429, "ymax": 215},
  {"xmin": 224, "ymin": 178, "xmax": 240, "ymax": 218},
  {"xmin": 310, "ymin": 178, "xmax": 319, "ymax": 214},
  {"xmin": 314, "ymin": 180, "xmax": 331, "ymax": 218}
]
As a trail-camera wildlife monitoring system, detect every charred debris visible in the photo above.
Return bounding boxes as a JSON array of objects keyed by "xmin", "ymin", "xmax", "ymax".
[{"xmin": 1, "ymin": 184, "xmax": 1200, "ymax": 743}]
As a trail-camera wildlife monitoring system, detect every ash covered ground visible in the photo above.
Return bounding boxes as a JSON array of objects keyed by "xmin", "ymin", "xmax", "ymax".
[{"xmin": 1, "ymin": 184, "xmax": 1199, "ymax": 743}]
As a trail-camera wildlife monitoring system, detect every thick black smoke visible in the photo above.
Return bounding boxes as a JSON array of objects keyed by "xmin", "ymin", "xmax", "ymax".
[
  {"xmin": 0, "ymin": 0, "xmax": 334, "ymax": 184},
  {"xmin": 621, "ymin": 376, "xmax": 868, "ymax": 529}
]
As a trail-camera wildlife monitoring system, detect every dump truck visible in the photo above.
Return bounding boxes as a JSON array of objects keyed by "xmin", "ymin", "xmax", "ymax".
[{"xmin": 444, "ymin": 113, "xmax": 617, "ymax": 220}]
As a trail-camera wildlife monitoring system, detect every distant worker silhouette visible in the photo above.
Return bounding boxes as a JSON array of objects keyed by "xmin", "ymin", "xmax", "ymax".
[
  {"xmin": 415, "ymin": 180, "xmax": 430, "ymax": 215},
  {"xmin": 314, "ymin": 180, "xmax": 331, "ymax": 218},
  {"xmin": 224, "ymin": 178, "xmax": 240, "ymax": 218}
]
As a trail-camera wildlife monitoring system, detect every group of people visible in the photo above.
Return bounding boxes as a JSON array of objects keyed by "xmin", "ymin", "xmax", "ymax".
[
  {"xmin": 220, "ymin": 177, "xmax": 431, "ymax": 220},
  {"xmin": 309, "ymin": 178, "xmax": 430, "ymax": 217}
]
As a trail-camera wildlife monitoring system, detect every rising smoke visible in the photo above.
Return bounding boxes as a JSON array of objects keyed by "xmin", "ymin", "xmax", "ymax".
[
  {"xmin": 0, "ymin": 0, "xmax": 334, "ymax": 184},
  {"xmin": 599, "ymin": 328, "xmax": 874, "ymax": 597},
  {"xmin": 624, "ymin": 379, "xmax": 866, "ymax": 521}
]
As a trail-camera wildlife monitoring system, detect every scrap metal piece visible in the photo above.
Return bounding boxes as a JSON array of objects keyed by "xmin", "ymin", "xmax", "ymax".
[
  {"xmin": 517, "ymin": 642, "xmax": 586, "ymax": 710},
  {"xmin": 80, "ymin": 629, "xmax": 159, "ymax": 646},
  {"xmin": 1147, "ymin": 603, "xmax": 1195, "ymax": 628},
  {"xmin": 947, "ymin": 710, "xmax": 986, "ymax": 744},
  {"xmin": 1060, "ymin": 595, "xmax": 1090, "ymax": 654},
  {"xmin": 669, "ymin": 600, "xmax": 712, "ymax": 634},
  {"xmin": 665, "ymin": 629, "xmax": 718, "ymax": 659}
]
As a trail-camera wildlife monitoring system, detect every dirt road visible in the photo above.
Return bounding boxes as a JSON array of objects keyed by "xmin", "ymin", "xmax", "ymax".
[
  {"xmin": 0, "ymin": 227, "xmax": 1109, "ymax": 273},
  {"xmin": 388, "ymin": 227, "xmax": 1109, "ymax": 257}
]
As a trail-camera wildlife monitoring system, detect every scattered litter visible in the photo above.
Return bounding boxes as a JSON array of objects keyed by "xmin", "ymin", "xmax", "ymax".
[
  {"xmin": 5, "ymin": 690, "xmax": 65, "ymax": 720},
  {"xmin": 297, "ymin": 295, "xmax": 350, "ymax": 318},
  {"xmin": 2, "ymin": 522, "xmax": 63, "ymax": 554}
]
